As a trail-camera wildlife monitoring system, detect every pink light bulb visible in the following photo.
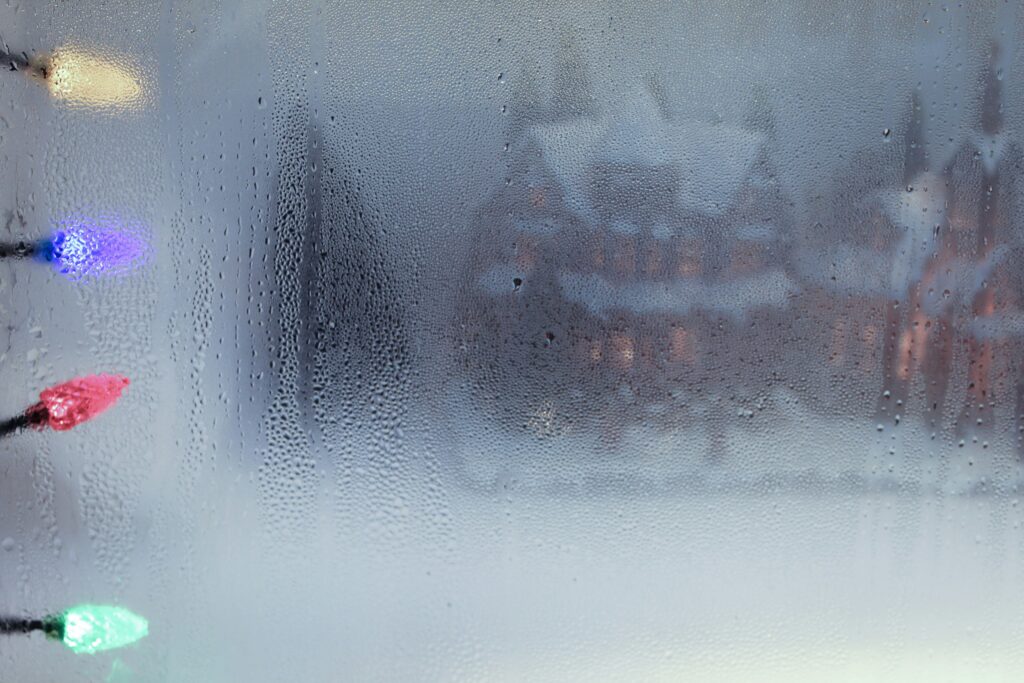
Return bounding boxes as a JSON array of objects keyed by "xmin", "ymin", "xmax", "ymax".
[{"xmin": 34, "ymin": 374, "xmax": 130, "ymax": 431}]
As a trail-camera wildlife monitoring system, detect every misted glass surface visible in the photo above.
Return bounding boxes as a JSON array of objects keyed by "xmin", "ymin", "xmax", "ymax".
[{"xmin": 1, "ymin": 2, "xmax": 1023, "ymax": 681}]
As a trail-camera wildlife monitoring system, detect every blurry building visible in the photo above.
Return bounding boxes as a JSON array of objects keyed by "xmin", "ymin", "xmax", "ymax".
[
  {"xmin": 941, "ymin": 45, "xmax": 1024, "ymax": 447},
  {"xmin": 457, "ymin": 36, "xmax": 797, "ymax": 443},
  {"xmin": 793, "ymin": 46, "xmax": 1024, "ymax": 450}
]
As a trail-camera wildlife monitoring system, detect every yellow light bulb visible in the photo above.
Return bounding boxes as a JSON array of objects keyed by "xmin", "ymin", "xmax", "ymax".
[{"xmin": 35, "ymin": 46, "xmax": 147, "ymax": 112}]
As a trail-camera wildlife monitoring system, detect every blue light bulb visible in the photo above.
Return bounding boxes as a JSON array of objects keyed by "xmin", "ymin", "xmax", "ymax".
[{"xmin": 36, "ymin": 217, "xmax": 149, "ymax": 280}]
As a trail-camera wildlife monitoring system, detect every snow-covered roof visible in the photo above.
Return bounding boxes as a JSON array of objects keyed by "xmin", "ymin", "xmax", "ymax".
[
  {"xmin": 969, "ymin": 131, "xmax": 1010, "ymax": 176},
  {"xmin": 795, "ymin": 233, "xmax": 1009, "ymax": 308},
  {"xmin": 734, "ymin": 224, "xmax": 778, "ymax": 242},
  {"xmin": 798, "ymin": 172, "xmax": 947, "ymax": 298},
  {"xmin": 875, "ymin": 172, "xmax": 946, "ymax": 296},
  {"xmin": 793, "ymin": 244, "xmax": 892, "ymax": 296},
  {"xmin": 558, "ymin": 269, "xmax": 798, "ymax": 321},
  {"xmin": 920, "ymin": 246, "xmax": 1009, "ymax": 316},
  {"xmin": 513, "ymin": 215, "xmax": 564, "ymax": 236},
  {"xmin": 530, "ymin": 90, "xmax": 764, "ymax": 219}
]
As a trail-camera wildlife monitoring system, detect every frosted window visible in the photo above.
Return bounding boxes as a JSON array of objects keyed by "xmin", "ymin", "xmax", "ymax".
[{"xmin": 1, "ymin": 3, "xmax": 1023, "ymax": 680}]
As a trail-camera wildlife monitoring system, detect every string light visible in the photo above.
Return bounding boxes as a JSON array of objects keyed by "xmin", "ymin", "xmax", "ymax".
[
  {"xmin": 0, "ymin": 43, "xmax": 146, "ymax": 112},
  {"xmin": 0, "ymin": 374, "xmax": 130, "ymax": 438},
  {"xmin": 0, "ymin": 217, "xmax": 149, "ymax": 279},
  {"xmin": 0, "ymin": 38, "xmax": 147, "ymax": 667},
  {"xmin": 0, "ymin": 604, "xmax": 148, "ymax": 654}
]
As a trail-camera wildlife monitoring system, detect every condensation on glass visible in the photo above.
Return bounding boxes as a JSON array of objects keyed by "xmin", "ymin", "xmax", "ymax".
[{"xmin": 0, "ymin": 2, "xmax": 1023, "ymax": 681}]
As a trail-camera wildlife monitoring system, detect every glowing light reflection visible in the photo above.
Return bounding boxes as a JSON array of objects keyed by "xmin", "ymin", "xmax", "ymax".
[
  {"xmin": 40, "ymin": 216, "xmax": 149, "ymax": 280},
  {"xmin": 56, "ymin": 604, "xmax": 148, "ymax": 654},
  {"xmin": 36, "ymin": 46, "xmax": 147, "ymax": 112},
  {"xmin": 37, "ymin": 373, "xmax": 130, "ymax": 431}
]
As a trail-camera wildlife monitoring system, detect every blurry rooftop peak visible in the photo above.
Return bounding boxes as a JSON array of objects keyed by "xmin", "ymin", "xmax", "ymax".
[
  {"xmin": 528, "ymin": 87, "xmax": 763, "ymax": 216},
  {"xmin": 742, "ymin": 84, "xmax": 778, "ymax": 139},
  {"xmin": 601, "ymin": 88, "xmax": 683, "ymax": 164},
  {"xmin": 508, "ymin": 54, "xmax": 543, "ymax": 126},
  {"xmin": 980, "ymin": 42, "xmax": 1004, "ymax": 136},
  {"xmin": 552, "ymin": 27, "xmax": 596, "ymax": 119},
  {"xmin": 901, "ymin": 90, "xmax": 928, "ymax": 185},
  {"xmin": 642, "ymin": 71, "xmax": 673, "ymax": 120},
  {"xmin": 930, "ymin": 44, "xmax": 1012, "ymax": 177}
]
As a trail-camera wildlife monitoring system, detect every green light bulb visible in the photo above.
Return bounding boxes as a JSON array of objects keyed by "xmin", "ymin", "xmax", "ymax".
[{"xmin": 49, "ymin": 604, "xmax": 149, "ymax": 654}]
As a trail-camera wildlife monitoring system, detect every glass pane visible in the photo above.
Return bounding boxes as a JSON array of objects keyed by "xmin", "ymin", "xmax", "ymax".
[{"xmin": 1, "ymin": 2, "xmax": 1023, "ymax": 680}]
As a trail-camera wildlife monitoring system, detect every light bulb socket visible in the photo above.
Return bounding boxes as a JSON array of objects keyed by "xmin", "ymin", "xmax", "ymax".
[
  {"xmin": 33, "ymin": 237, "xmax": 59, "ymax": 263},
  {"xmin": 41, "ymin": 615, "xmax": 65, "ymax": 641}
]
